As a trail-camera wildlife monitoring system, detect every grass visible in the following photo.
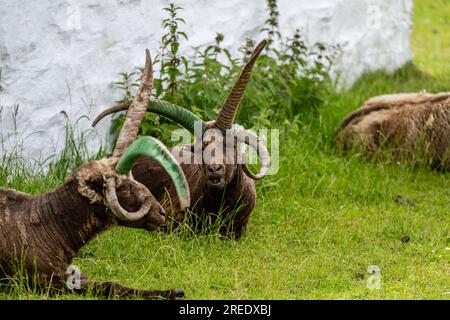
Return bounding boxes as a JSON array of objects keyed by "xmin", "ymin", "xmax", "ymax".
[
  {"xmin": 412, "ymin": 0, "xmax": 450, "ymax": 77},
  {"xmin": 0, "ymin": 0, "xmax": 449, "ymax": 299}
]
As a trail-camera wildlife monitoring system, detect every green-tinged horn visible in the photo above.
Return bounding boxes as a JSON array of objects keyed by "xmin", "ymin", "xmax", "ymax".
[
  {"xmin": 116, "ymin": 136, "xmax": 190, "ymax": 209},
  {"xmin": 92, "ymin": 99, "xmax": 204, "ymax": 134},
  {"xmin": 148, "ymin": 99, "xmax": 204, "ymax": 134}
]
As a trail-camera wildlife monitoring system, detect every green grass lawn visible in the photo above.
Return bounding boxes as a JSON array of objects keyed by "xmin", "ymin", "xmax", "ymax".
[{"xmin": 1, "ymin": 0, "xmax": 449, "ymax": 299}]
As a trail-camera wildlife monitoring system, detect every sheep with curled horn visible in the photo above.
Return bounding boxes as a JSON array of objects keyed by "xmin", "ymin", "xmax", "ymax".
[
  {"xmin": 0, "ymin": 50, "xmax": 191, "ymax": 299},
  {"xmin": 93, "ymin": 40, "xmax": 271, "ymax": 239},
  {"xmin": 336, "ymin": 91, "xmax": 450, "ymax": 168}
]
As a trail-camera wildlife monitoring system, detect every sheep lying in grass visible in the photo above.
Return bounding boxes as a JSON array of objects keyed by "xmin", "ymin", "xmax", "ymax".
[
  {"xmin": 0, "ymin": 50, "xmax": 190, "ymax": 299},
  {"xmin": 92, "ymin": 40, "xmax": 271, "ymax": 239},
  {"xmin": 336, "ymin": 92, "xmax": 450, "ymax": 168},
  {"xmin": 0, "ymin": 140, "xmax": 189, "ymax": 299}
]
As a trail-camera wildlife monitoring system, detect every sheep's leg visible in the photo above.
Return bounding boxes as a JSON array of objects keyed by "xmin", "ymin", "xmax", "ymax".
[
  {"xmin": 217, "ymin": 202, "xmax": 251, "ymax": 240},
  {"xmin": 79, "ymin": 280, "xmax": 185, "ymax": 300},
  {"xmin": 64, "ymin": 270, "xmax": 184, "ymax": 300},
  {"xmin": 221, "ymin": 212, "xmax": 249, "ymax": 240}
]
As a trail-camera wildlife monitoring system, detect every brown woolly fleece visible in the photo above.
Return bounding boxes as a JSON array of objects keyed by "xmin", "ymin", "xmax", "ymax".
[{"xmin": 336, "ymin": 92, "xmax": 450, "ymax": 168}]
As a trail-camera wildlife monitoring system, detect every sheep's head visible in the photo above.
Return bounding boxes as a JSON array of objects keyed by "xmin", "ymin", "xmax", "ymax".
[
  {"xmin": 198, "ymin": 124, "xmax": 235, "ymax": 190},
  {"xmin": 72, "ymin": 137, "xmax": 190, "ymax": 230},
  {"xmin": 193, "ymin": 121, "xmax": 269, "ymax": 191},
  {"xmin": 92, "ymin": 40, "xmax": 271, "ymax": 192}
]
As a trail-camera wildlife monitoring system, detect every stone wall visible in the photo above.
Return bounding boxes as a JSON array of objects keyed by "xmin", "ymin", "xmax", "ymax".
[{"xmin": 0, "ymin": 0, "xmax": 413, "ymax": 161}]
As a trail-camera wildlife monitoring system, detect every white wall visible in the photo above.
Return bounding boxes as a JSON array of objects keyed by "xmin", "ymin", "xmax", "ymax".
[{"xmin": 0, "ymin": 0, "xmax": 413, "ymax": 162}]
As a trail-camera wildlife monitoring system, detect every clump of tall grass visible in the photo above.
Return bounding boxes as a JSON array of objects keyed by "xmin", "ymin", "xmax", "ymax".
[
  {"xmin": 160, "ymin": 193, "xmax": 248, "ymax": 240},
  {"xmin": 0, "ymin": 106, "xmax": 106, "ymax": 192}
]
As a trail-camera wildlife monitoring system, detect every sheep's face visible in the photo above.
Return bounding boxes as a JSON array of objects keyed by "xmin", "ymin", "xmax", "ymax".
[
  {"xmin": 71, "ymin": 159, "xmax": 166, "ymax": 230},
  {"xmin": 199, "ymin": 127, "xmax": 238, "ymax": 191},
  {"xmin": 113, "ymin": 178, "xmax": 166, "ymax": 231}
]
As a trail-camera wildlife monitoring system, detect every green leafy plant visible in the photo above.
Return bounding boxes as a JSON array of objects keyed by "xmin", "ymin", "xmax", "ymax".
[
  {"xmin": 261, "ymin": 0, "xmax": 281, "ymax": 46},
  {"xmin": 159, "ymin": 2, "xmax": 188, "ymax": 97},
  {"xmin": 109, "ymin": 0, "xmax": 337, "ymax": 144},
  {"xmin": 114, "ymin": 72, "xmax": 139, "ymax": 104}
]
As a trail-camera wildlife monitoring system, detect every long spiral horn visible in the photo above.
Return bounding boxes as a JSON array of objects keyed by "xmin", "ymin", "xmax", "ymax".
[
  {"xmin": 214, "ymin": 40, "xmax": 267, "ymax": 130},
  {"xmin": 112, "ymin": 49, "xmax": 153, "ymax": 158}
]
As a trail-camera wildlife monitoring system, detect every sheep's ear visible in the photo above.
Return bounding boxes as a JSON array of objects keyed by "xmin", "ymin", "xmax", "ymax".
[{"xmin": 73, "ymin": 169, "xmax": 105, "ymax": 204}]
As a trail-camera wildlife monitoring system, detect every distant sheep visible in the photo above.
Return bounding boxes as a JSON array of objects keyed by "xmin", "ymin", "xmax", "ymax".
[{"xmin": 336, "ymin": 92, "xmax": 450, "ymax": 168}]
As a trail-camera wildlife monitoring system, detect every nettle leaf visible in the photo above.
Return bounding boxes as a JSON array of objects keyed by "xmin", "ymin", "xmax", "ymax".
[
  {"xmin": 171, "ymin": 42, "xmax": 179, "ymax": 55},
  {"xmin": 178, "ymin": 31, "xmax": 189, "ymax": 40},
  {"xmin": 167, "ymin": 68, "xmax": 182, "ymax": 79}
]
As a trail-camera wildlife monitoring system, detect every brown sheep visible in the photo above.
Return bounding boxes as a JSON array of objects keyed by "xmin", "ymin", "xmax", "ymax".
[
  {"xmin": 0, "ymin": 50, "xmax": 190, "ymax": 299},
  {"xmin": 336, "ymin": 92, "xmax": 450, "ymax": 168},
  {"xmin": 92, "ymin": 40, "xmax": 271, "ymax": 239}
]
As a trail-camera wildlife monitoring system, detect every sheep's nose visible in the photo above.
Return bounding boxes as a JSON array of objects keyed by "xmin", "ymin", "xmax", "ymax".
[
  {"xmin": 159, "ymin": 208, "xmax": 166, "ymax": 217},
  {"xmin": 208, "ymin": 164, "xmax": 224, "ymax": 174}
]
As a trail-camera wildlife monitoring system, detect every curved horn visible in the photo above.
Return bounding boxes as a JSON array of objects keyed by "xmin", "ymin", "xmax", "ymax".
[
  {"xmin": 105, "ymin": 176, "xmax": 152, "ymax": 222},
  {"xmin": 231, "ymin": 127, "xmax": 270, "ymax": 180},
  {"xmin": 92, "ymin": 101, "xmax": 131, "ymax": 127},
  {"xmin": 113, "ymin": 49, "xmax": 153, "ymax": 158},
  {"xmin": 115, "ymin": 136, "xmax": 190, "ymax": 209},
  {"xmin": 214, "ymin": 40, "xmax": 267, "ymax": 130},
  {"xmin": 146, "ymin": 99, "xmax": 204, "ymax": 134},
  {"xmin": 93, "ymin": 99, "xmax": 204, "ymax": 135}
]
